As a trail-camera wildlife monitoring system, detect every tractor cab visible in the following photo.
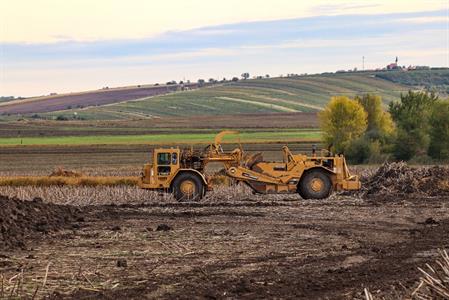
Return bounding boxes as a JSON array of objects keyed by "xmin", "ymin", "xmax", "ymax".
[{"xmin": 139, "ymin": 147, "xmax": 208, "ymax": 201}]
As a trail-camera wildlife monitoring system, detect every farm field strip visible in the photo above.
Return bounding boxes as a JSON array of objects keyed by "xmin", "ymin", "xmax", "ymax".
[
  {"xmin": 0, "ymin": 130, "xmax": 321, "ymax": 146},
  {"xmin": 0, "ymin": 141, "xmax": 321, "ymax": 177},
  {"xmin": 0, "ymin": 113, "xmax": 320, "ymax": 137},
  {"xmin": 0, "ymin": 176, "xmax": 138, "ymax": 187},
  {"xmin": 216, "ymin": 96, "xmax": 300, "ymax": 112}
]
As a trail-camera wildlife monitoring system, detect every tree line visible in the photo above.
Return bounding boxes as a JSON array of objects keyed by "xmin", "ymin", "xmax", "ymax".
[{"xmin": 319, "ymin": 91, "xmax": 449, "ymax": 163}]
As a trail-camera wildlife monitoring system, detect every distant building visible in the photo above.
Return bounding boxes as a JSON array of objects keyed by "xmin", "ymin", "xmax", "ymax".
[
  {"xmin": 387, "ymin": 63, "xmax": 399, "ymax": 70},
  {"xmin": 387, "ymin": 56, "xmax": 401, "ymax": 70}
]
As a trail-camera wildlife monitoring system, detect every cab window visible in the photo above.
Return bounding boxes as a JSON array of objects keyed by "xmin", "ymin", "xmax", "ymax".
[
  {"xmin": 157, "ymin": 153, "xmax": 171, "ymax": 165},
  {"xmin": 171, "ymin": 153, "xmax": 178, "ymax": 165}
]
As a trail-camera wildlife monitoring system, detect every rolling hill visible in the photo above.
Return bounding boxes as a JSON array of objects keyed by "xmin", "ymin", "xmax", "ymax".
[
  {"xmin": 2, "ymin": 69, "xmax": 448, "ymax": 121},
  {"xmin": 0, "ymin": 83, "xmax": 198, "ymax": 115}
]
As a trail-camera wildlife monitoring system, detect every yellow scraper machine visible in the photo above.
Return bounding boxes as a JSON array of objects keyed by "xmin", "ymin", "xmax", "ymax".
[{"xmin": 139, "ymin": 131, "xmax": 361, "ymax": 201}]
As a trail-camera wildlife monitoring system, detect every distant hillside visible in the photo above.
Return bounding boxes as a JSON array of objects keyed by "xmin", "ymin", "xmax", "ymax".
[
  {"xmin": 0, "ymin": 83, "xmax": 197, "ymax": 115},
  {"xmin": 374, "ymin": 69, "xmax": 449, "ymax": 92},
  {"xmin": 42, "ymin": 72, "xmax": 412, "ymax": 120},
  {"xmin": 2, "ymin": 69, "xmax": 448, "ymax": 121}
]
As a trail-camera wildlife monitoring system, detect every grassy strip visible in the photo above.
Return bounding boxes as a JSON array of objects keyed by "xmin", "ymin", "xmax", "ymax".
[
  {"xmin": 0, "ymin": 130, "xmax": 321, "ymax": 146},
  {"xmin": 0, "ymin": 176, "xmax": 139, "ymax": 187}
]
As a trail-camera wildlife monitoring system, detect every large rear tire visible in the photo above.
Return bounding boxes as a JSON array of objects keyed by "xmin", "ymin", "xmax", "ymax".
[
  {"xmin": 298, "ymin": 170, "xmax": 332, "ymax": 199},
  {"xmin": 172, "ymin": 173, "xmax": 204, "ymax": 202}
]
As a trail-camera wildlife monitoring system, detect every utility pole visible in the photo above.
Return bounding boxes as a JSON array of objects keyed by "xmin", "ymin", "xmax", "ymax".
[{"xmin": 362, "ymin": 56, "xmax": 365, "ymax": 71}]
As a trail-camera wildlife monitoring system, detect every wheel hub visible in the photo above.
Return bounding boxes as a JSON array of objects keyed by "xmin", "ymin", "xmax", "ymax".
[
  {"xmin": 310, "ymin": 178, "xmax": 324, "ymax": 192},
  {"xmin": 180, "ymin": 180, "xmax": 195, "ymax": 196}
]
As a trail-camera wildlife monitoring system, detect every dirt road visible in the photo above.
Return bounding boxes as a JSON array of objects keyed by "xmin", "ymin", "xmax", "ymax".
[{"xmin": 1, "ymin": 195, "xmax": 448, "ymax": 299}]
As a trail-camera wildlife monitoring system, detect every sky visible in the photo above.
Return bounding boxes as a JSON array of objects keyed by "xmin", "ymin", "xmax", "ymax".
[{"xmin": 0, "ymin": 0, "xmax": 448, "ymax": 97}]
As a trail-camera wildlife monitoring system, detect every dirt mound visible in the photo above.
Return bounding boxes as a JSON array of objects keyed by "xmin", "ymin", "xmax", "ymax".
[
  {"xmin": 363, "ymin": 162, "xmax": 449, "ymax": 197},
  {"xmin": 0, "ymin": 195, "xmax": 81, "ymax": 249}
]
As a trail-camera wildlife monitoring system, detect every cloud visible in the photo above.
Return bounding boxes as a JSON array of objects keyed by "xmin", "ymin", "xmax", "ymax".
[
  {"xmin": 395, "ymin": 16, "xmax": 449, "ymax": 24},
  {"xmin": 187, "ymin": 29, "xmax": 241, "ymax": 36},
  {"xmin": 308, "ymin": 2, "xmax": 381, "ymax": 15},
  {"xmin": 0, "ymin": 0, "xmax": 446, "ymax": 43},
  {"xmin": 4, "ymin": 9, "xmax": 447, "ymax": 61},
  {"xmin": 382, "ymin": 48, "xmax": 448, "ymax": 59},
  {"xmin": 1, "ymin": 8, "xmax": 448, "ymax": 96}
]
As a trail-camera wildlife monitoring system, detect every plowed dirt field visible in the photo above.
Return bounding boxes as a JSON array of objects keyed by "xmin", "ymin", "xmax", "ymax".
[{"xmin": 1, "ymin": 194, "xmax": 448, "ymax": 299}]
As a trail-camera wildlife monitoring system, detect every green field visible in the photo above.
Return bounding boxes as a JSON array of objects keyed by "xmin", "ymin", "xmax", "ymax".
[
  {"xmin": 0, "ymin": 130, "xmax": 321, "ymax": 146},
  {"xmin": 37, "ymin": 72, "xmax": 417, "ymax": 120}
]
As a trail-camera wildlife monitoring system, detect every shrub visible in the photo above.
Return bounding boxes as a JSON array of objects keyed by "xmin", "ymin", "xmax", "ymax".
[
  {"xmin": 347, "ymin": 137, "xmax": 386, "ymax": 164},
  {"xmin": 428, "ymin": 100, "xmax": 449, "ymax": 159},
  {"xmin": 389, "ymin": 91, "xmax": 438, "ymax": 160},
  {"xmin": 56, "ymin": 115, "xmax": 69, "ymax": 121}
]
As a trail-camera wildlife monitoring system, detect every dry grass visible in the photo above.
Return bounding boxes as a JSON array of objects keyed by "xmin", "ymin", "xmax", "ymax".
[
  {"xmin": 412, "ymin": 249, "xmax": 449, "ymax": 299},
  {"xmin": 0, "ymin": 184, "xmax": 292, "ymax": 206},
  {"xmin": 0, "ymin": 185, "xmax": 157, "ymax": 205},
  {"xmin": 0, "ymin": 165, "xmax": 142, "ymax": 178},
  {"xmin": 362, "ymin": 249, "xmax": 449, "ymax": 300},
  {"xmin": 0, "ymin": 176, "xmax": 138, "ymax": 187}
]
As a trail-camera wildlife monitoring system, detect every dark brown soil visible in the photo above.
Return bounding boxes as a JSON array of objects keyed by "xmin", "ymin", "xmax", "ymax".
[
  {"xmin": 0, "ymin": 195, "xmax": 81, "ymax": 249},
  {"xmin": 1, "ymin": 195, "xmax": 448, "ymax": 299}
]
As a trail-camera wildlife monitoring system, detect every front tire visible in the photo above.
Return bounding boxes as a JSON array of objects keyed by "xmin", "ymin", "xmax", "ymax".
[
  {"xmin": 172, "ymin": 173, "xmax": 204, "ymax": 202},
  {"xmin": 298, "ymin": 170, "xmax": 332, "ymax": 199}
]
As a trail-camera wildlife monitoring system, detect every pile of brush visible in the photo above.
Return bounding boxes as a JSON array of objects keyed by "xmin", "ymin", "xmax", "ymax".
[{"xmin": 361, "ymin": 162, "xmax": 449, "ymax": 197}]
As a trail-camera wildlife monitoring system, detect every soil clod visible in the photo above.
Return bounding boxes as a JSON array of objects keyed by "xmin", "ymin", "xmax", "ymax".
[
  {"xmin": 117, "ymin": 258, "xmax": 127, "ymax": 268},
  {"xmin": 156, "ymin": 224, "xmax": 172, "ymax": 231},
  {"xmin": 420, "ymin": 217, "xmax": 439, "ymax": 225},
  {"xmin": 111, "ymin": 225, "xmax": 121, "ymax": 231}
]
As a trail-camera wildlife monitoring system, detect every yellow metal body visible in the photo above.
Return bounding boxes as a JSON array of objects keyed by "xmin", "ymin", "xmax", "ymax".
[
  {"xmin": 224, "ymin": 146, "xmax": 360, "ymax": 194},
  {"xmin": 139, "ymin": 148, "xmax": 207, "ymax": 190},
  {"xmin": 138, "ymin": 131, "xmax": 361, "ymax": 198}
]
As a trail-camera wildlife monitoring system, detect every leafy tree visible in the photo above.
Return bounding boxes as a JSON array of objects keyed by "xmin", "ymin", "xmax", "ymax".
[
  {"xmin": 389, "ymin": 91, "xmax": 438, "ymax": 160},
  {"xmin": 241, "ymin": 73, "xmax": 250, "ymax": 80},
  {"xmin": 356, "ymin": 94, "xmax": 394, "ymax": 140},
  {"xmin": 319, "ymin": 96, "xmax": 367, "ymax": 154},
  {"xmin": 428, "ymin": 100, "xmax": 449, "ymax": 159},
  {"xmin": 347, "ymin": 94, "xmax": 394, "ymax": 163},
  {"xmin": 197, "ymin": 79, "xmax": 205, "ymax": 87}
]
